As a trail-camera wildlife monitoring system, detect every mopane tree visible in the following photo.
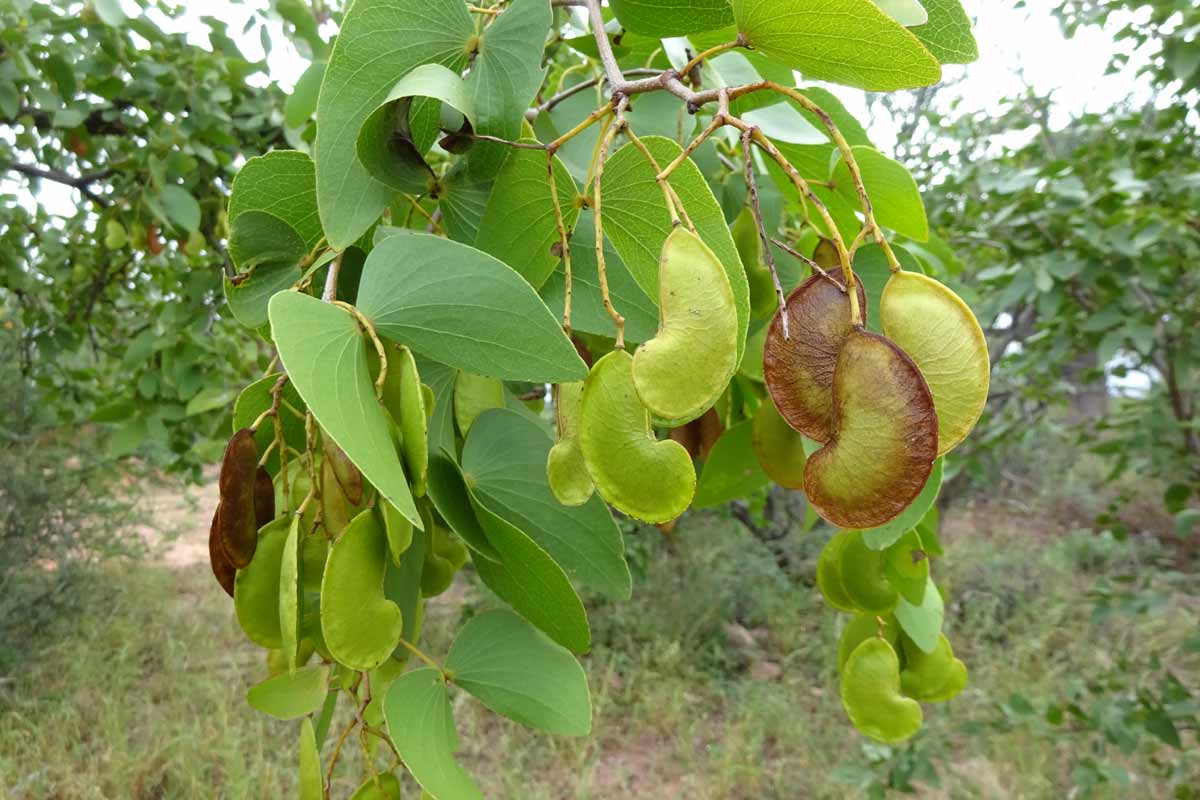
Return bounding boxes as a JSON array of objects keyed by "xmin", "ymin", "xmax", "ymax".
[{"xmin": 19, "ymin": 0, "xmax": 994, "ymax": 797}]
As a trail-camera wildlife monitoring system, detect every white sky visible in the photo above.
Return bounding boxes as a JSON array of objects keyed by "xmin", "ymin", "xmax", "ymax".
[{"xmin": 15, "ymin": 0, "xmax": 1156, "ymax": 214}]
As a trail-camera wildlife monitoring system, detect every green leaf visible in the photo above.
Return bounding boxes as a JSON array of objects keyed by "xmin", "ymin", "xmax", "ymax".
[
  {"xmin": 357, "ymin": 63, "xmax": 476, "ymax": 194},
  {"xmin": 624, "ymin": 91, "xmax": 699, "ymax": 144},
  {"xmin": 861, "ymin": 458, "xmax": 943, "ymax": 550},
  {"xmin": 268, "ymin": 291, "xmax": 421, "ymax": 529},
  {"xmin": 439, "ymin": 162, "xmax": 492, "ymax": 244},
  {"xmin": 223, "ymin": 211, "xmax": 308, "ymax": 329},
  {"xmin": 228, "ymin": 150, "xmax": 323, "ymax": 251},
  {"xmin": 95, "ymin": 0, "xmax": 127, "ymax": 26},
  {"xmin": 832, "ymin": 146, "xmax": 929, "ymax": 241},
  {"xmin": 883, "ymin": 529, "xmax": 929, "ymax": 606},
  {"xmin": 693, "ymin": 419, "xmax": 769, "ymax": 508},
  {"xmin": 600, "ymin": 135, "xmax": 750, "ymax": 362},
  {"xmin": 299, "ymin": 718, "xmax": 322, "ymax": 800},
  {"xmin": 610, "ymin": 0, "xmax": 733, "ymax": 36},
  {"xmin": 314, "ymin": 0, "xmax": 473, "ymax": 248},
  {"xmin": 415, "ymin": 356, "xmax": 458, "ymax": 460},
  {"xmin": 446, "ymin": 610, "xmax": 591, "ymax": 736},
  {"xmin": 234, "ymin": 518, "xmax": 291, "ymax": 649},
  {"xmin": 911, "ymin": 0, "xmax": 978, "ymax": 64},
  {"xmin": 355, "ymin": 233, "xmax": 587, "ymax": 382},
  {"xmin": 731, "ymin": 0, "xmax": 941, "ymax": 91},
  {"xmin": 468, "ymin": 491, "xmax": 591, "ymax": 653},
  {"xmin": 461, "ymin": 409, "xmax": 631, "ymax": 599},
  {"xmin": 160, "ymin": 185, "xmax": 201, "ymax": 232},
  {"xmin": 465, "ymin": 0, "xmax": 551, "ymax": 178},
  {"xmin": 246, "ymin": 665, "xmax": 330, "ymax": 720},
  {"xmin": 895, "ymin": 576, "xmax": 944, "ymax": 654},
  {"xmin": 874, "ymin": 0, "xmax": 928, "ymax": 26},
  {"xmin": 474, "ymin": 146, "xmax": 579, "ymax": 289},
  {"xmin": 384, "ymin": 669, "xmax": 483, "ymax": 800},
  {"xmin": 425, "ymin": 453, "xmax": 503, "ymax": 561},
  {"xmin": 285, "ymin": 61, "xmax": 327, "ymax": 129}
]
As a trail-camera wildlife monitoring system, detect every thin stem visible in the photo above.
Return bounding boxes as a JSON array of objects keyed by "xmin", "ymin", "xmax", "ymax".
[
  {"xmin": 622, "ymin": 126, "xmax": 680, "ymax": 226},
  {"xmin": 333, "ymin": 301, "xmax": 389, "ymax": 400},
  {"xmin": 592, "ymin": 97, "xmax": 629, "ymax": 348},
  {"xmin": 679, "ymin": 36, "xmax": 745, "ymax": 79},
  {"xmin": 760, "ymin": 82, "xmax": 903, "ymax": 273},
  {"xmin": 401, "ymin": 193, "xmax": 441, "ymax": 232},
  {"xmin": 548, "ymin": 105, "xmax": 610, "ymax": 153},
  {"xmin": 325, "ymin": 716, "xmax": 358, "ymax": 796},
  {"xmin": 770, "ymin": 237, "xmax": 845, "ymax": 291},
  {"xmin": 526, "ymin": 69, "xmax": 662, "ymax": 120},
  {"xmin": 741, "ymin": 127, "xmax": 789, "ymax": 339},
  {"xmin": 256, "ymin": 436, "xmax": 279, "ymax": 467},
  {"xmin": 463, "ymin": 133, "xmax": 547, "ymax": 150},
  {"xmin": 396, "ymin": 638, "xmax": 446, "ymax": 676},
  {"xmin": 545, "ymin": 149, "xmax": 574, "ymax": 334}
]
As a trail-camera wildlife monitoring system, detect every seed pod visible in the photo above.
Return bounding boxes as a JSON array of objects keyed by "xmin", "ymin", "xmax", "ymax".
[
  {"xmin": 840, "ymin": 637, "xmax": 922, "ymax": 744},
  {"xmin": 803, "ymin": 329, "xmax": 937, "ymax": 529},
  {"xmin": 763, "ymin": 273, "xmax": 868, "ymax": 443},
  {"xmin": 253, "ymin": 466, "xmax": 275, "ymax": 530},
  {"xmin": 899, "ymin": 633, "xmax": 968, "ymax": 703},
  {"xmin": 632, "ymin": 228, "xmax": 738, "ymax": 424},
  {"xmin": 217, "ymin": 428, "xmax": 260, "ymax": 568},
  {"xmin": 812, "ymin": 237, "xmax": 839, "ymax": 271},
  {"xmin": 208, "ymin": 505, "xmax": 236, "ymax": 597},
  {"xmin": 323, "ymin": 438, "xmax": 364, "ymax": 506},
  {"xmin": 546, "ymin": 381, "xmax": 594, "ymax": 507}
]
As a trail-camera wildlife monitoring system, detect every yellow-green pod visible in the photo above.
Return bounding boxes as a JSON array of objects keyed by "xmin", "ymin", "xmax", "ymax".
[
  {"xmin": 547, "ymin": 381, "xmax": 594, "ymax": 506},
  {"xmin": 816, "ymin": 530, "xmax": 859, "ymax": 613},
  {"xmin": 732, "ymin": 206, "xmax": 776, "ymax": 318},
  {"xmin": 751, "ymin": 395, "xmax": 807, "ymax": 489},
  {"xmin": 348, "ymin": 773, "xmax": 402, "ymax": 800},
  {"xmin": 881, "ymin": 270, "xmax": 989, "ymax": 455},
  {"xmin": 234, "ymin": 516, "xmax": 290, "ymax": 648},
  {"xmin": 279, "ymin": 515, "xmax": 302, "ymax": 672},
  {"xmin": 299, "ymin": 718, "xmax": 322, "ymax": 800},
  {"xmin": 453, "ymin": 370, "xmax": 505, "ymax": 436},
  {"xmin": 900, "ymin": 633, "xmax": 968, "ymax": 703},
  {"xmin": 320, "ymin": 509, "xmax": 403, "ymax": 670},
  {"xmin": 632, "ymin": 227, "xmax": 739, "ymax": 423},
  {"xmin": 380, "ymin": 499, "xmax": 414, "ymax": 565},
  {"xmin": 379, "ymin": 343, "xmax": 430, "ymax": 497},
  {"xmin": 837, "ymin": 529, "xmax": 899, "ymax": 614},
  {"xmin": 837, "ymin": 613, "xmax": 900, "ymax": 673},
  {"xmin": 579, "ymin": 350, "xmax": 695, "ymax": 523},
  {"xmin": 840, "ymin": 637, "xmax": 923, "ymax": 744}
]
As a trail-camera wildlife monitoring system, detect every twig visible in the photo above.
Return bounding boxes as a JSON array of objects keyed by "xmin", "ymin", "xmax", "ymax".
[
  {"xmin": 741, "ymin": 127, "xmax": 789, "ymax": 339},
  {"xmin": 678, "ymin": 34, "xmax": 747, "ymax": 79},
  {"xmin": 525, "ymin": 69, "xmax": 662, "ymax": 120},
  {"xmin": 322, "ymin": 252, "xmax": 342, "ymax": 301},
  {"xmin": 545, "ymin": 149, "xmax": 574, "ymax": 333},
  {"xmin": 2, "ymin": 160, "xmax": 115, "ymax": 208},
  {"xmin": 591, "ymin": 96, "xmax": 630, "ymax": 347},
  {"xmin": 770, "ymin": 237, "xmax": 845, "ymax": 291}
]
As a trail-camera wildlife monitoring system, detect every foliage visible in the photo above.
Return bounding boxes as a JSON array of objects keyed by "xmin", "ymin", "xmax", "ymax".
[{"xmin": 0, "ymin": 0, "xmax": 287, "ymax": 475}]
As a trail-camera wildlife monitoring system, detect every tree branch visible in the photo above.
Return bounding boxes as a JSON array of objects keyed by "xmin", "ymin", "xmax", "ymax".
[{"xmin": 2, "ymin": 160, "xmax": 114, "ymax": 207}]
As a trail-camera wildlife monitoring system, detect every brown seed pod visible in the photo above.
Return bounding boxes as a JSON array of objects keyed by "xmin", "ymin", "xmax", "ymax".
[
  {"xmin": 763, "ymin": 273, "xmax": 867, "ymax": 443},
  {"xmin": 803, "ymin": 329, "xmax": 938, "ymax": 529},
  {"xmin": 146, "ymin": 223, "xmax": 163, "ymax": 255},
  {"xmin": 667, "ymin": 407, "xmax": 724, "ymax": 461},
  {"xmin": 208, "ymin": 505, "xmax": 236, "ymax": 597},
  {"xmin": 217, "ymin": 428, "xmax": 259, "ymax": 568},
  {"xmin": 323, "ymin": 439, "xmax": 364, "ymax": 506},
  {"xmin": 253, "ymin": 466, "xmax": 275, "ymax": 530}
]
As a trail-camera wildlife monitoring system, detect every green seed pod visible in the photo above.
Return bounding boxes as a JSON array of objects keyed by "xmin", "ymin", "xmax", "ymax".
[{"xmin": 840, "ymin": 637, "xmax": 922, "ymax": 744}]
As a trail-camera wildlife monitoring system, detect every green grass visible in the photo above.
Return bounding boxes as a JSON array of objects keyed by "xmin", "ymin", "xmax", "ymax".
[{"xmin": 1, "ymin": 504, "xmax": 1196, "ymax": 799}]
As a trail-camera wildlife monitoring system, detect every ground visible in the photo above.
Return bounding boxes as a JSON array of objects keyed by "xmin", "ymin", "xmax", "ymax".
[{"xmin": 0, "ymin": 478, "xmax": 1196, "ymax": 799}]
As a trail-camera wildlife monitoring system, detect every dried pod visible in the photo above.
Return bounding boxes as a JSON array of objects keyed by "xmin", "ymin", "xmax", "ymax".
[
  {"xmin": 323, "ymin": 438, "xmax": 364, "ymax": 506},
  {"xmin": 218, "ymin": 428, "xmax": 260, "ymax": 568},
  {"xmin": 763, "ymin": 273, "xmax": 867, "ymax": 443},
  {"xmin": 253, "ymin": 466, "xmax": 275, "ymax": 530},
  {"xmin": 208, "ymin": 505, "xmax": 235, "ymax": 597},
  {"xmin": 803, "ymin": 329, "xmax": 937, "ymax": 529}
]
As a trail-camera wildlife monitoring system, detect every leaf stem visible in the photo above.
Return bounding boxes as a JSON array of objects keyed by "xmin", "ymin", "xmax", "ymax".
[
  {"xmin": 332, "ymin": 301, "xmax": 389, "ymax": 401},
  {"xmin": 396, "ymin": 637, "xmax": 447, "ymax": 677}
]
